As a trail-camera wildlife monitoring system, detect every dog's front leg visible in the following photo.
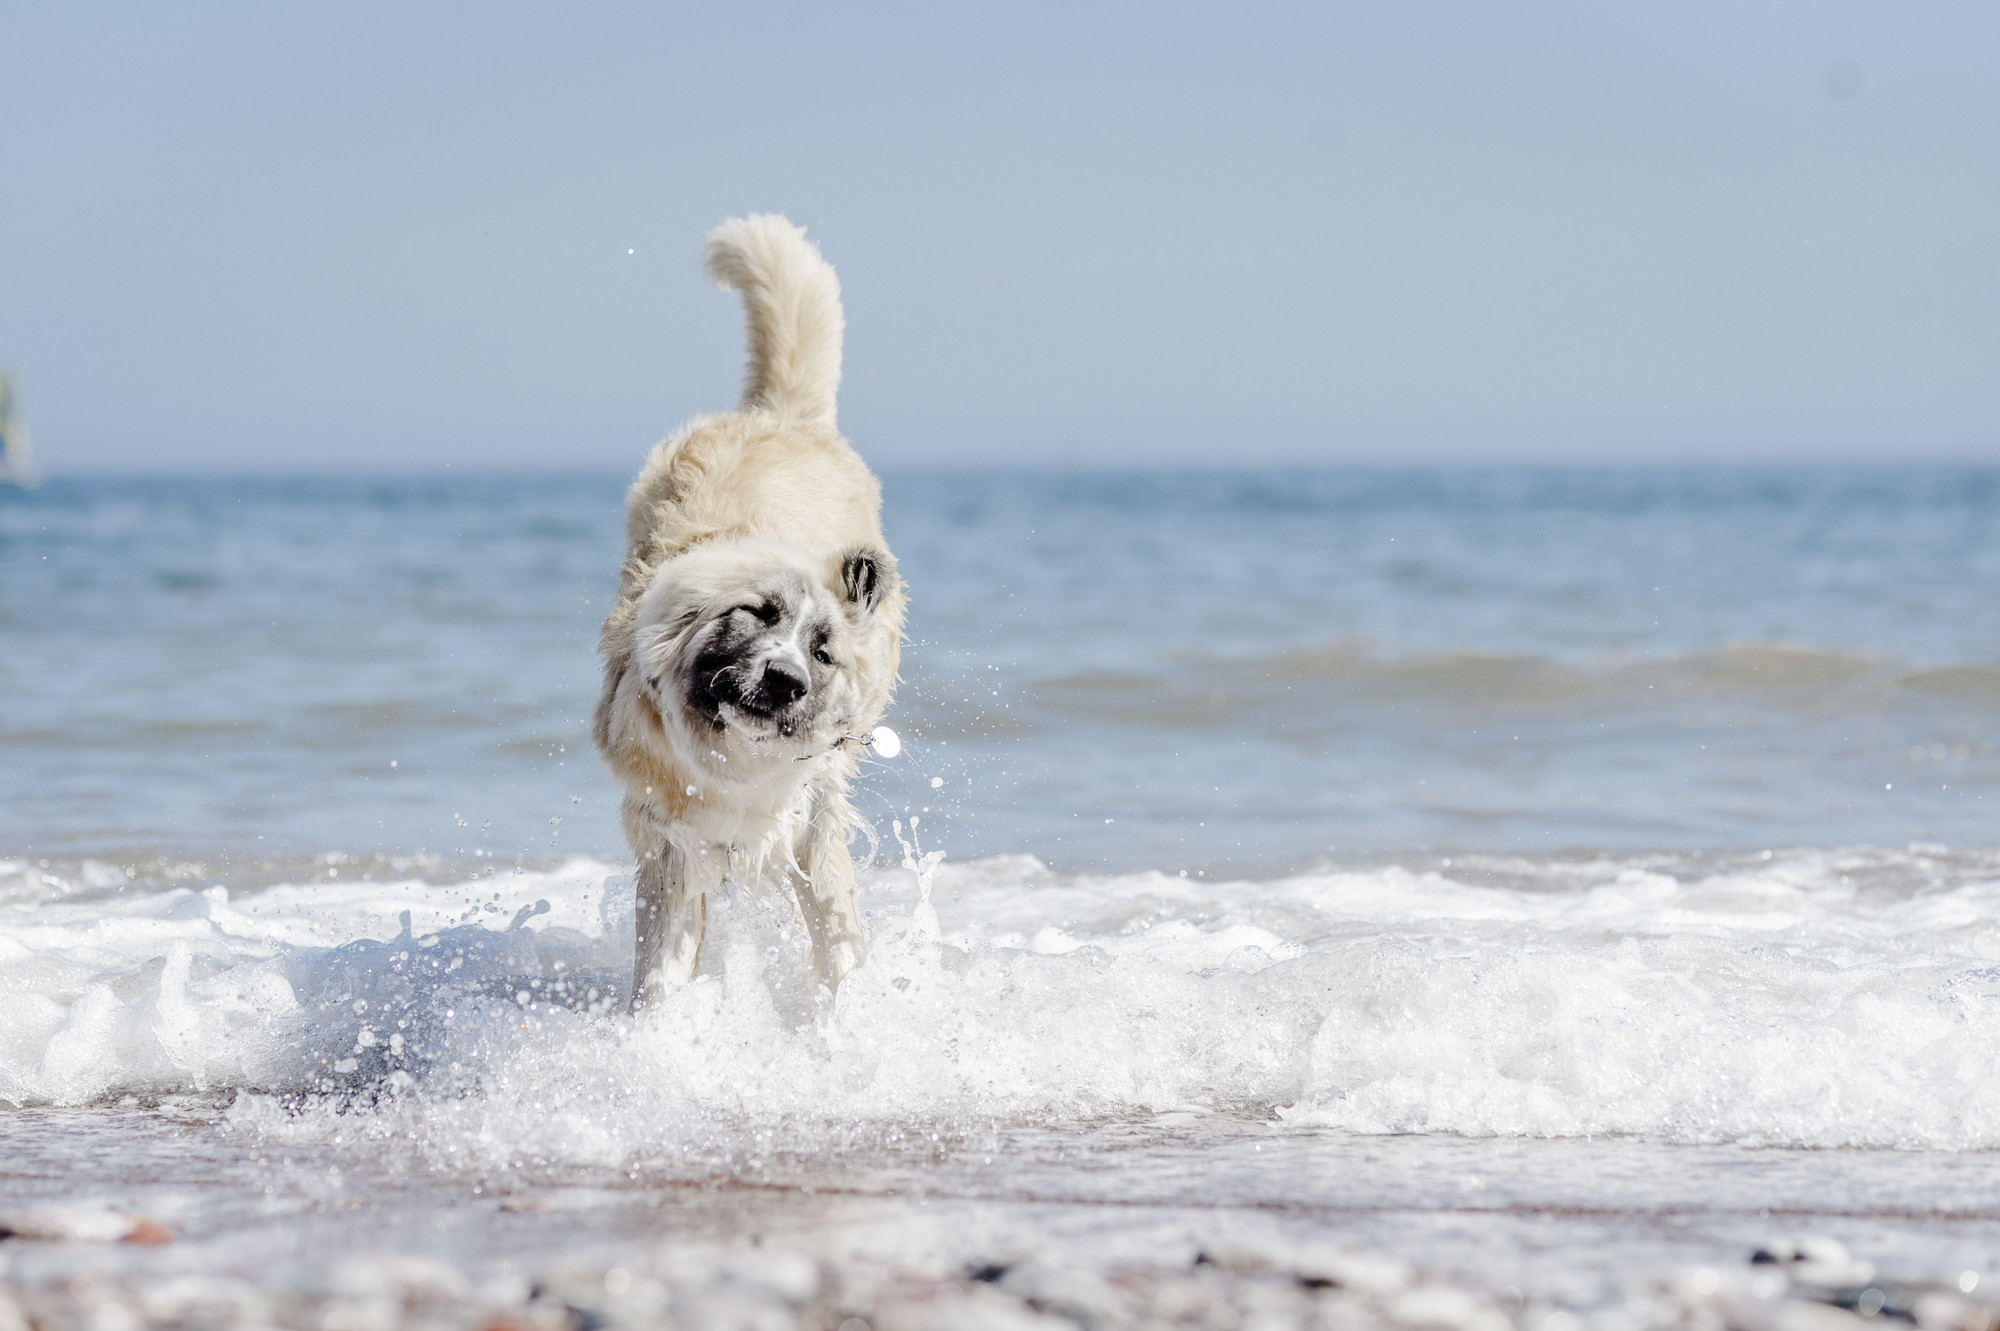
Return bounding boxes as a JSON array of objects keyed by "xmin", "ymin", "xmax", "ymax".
[
  {"xmin": 792, "ymin": 798, "xmax": 870, "ymax": 993},
  {"xmin": 631, "ymin": 840, "xmax": 705, "ymax": 1011}
]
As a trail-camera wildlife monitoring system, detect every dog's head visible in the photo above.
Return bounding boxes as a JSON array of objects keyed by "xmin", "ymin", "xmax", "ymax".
[{"xmin": 621, "ymin": 537, "xmax": 899, "ymax": 769}]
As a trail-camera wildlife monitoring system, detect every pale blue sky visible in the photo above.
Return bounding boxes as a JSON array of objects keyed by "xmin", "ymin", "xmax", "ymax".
[{"xmin": 2, "ymin": 2, "xmax": 1996, "ymax": 470}]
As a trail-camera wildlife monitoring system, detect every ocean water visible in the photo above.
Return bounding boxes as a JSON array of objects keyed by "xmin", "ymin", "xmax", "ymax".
[{"xmin": 4, "ymin": 467, "xmax": 2000, "ymax": 1313}]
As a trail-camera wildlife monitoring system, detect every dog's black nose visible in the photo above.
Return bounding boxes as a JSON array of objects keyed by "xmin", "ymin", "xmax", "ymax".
[{"xmin": 761, "ymin": 662, "xmax": 808, "ymax": 708}]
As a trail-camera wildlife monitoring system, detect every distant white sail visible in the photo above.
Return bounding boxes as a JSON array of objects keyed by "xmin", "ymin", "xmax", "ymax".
[{"xmin": 0, "ymin": 372, "xmax": 40, "ymax": 488}]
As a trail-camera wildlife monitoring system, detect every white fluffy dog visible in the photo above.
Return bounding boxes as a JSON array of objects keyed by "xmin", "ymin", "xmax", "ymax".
[{"xmin": 592, "ymin": 215, "xmax": 904, "ymax": 1009}]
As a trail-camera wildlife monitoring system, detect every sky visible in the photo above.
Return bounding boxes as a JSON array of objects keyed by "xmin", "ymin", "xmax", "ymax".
[{"xmin": 1, "ymin": 2, "xmax": 1996, "ymax": 471}]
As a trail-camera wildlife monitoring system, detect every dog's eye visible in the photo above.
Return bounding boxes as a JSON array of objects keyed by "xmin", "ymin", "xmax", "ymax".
[{"xmin": 813, "ymin": 648, "xmax": 834, "ymax": 666}]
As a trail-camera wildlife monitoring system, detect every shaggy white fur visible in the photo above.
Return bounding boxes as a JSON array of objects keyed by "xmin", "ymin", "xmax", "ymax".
[{"xmin": 592, "ymin": 215, "xmax": 904, "ymax": 1009}]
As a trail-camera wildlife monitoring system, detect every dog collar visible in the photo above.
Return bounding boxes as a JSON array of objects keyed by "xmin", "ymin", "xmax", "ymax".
[{"xmin": 803, "ymin": 724, "xmax": 901, "ymax": 761}]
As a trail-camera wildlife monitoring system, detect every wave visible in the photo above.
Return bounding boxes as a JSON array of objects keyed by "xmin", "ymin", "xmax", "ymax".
[
  {"xmin": 6, "ymin": 845, "xmax": 2000, "ymax": 1159},
  {"xmin": 1012, "ymin": 642, "xmax": 2000, "ymax": 722}
]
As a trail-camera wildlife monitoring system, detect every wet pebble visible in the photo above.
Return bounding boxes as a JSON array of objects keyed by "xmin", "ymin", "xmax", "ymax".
[{"xmin": 0, "ymin": 1235, "xmax": 1991, "ymax": 1331}]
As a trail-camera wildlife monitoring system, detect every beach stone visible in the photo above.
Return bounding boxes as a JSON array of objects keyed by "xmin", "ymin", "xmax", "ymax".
[
  {"xmin": 874, "ymin": 1279, "xmax": 1066, "ymax": 1331},
  {"xmin": 1308, "ymin": 1290, "xmax": 1388, "ymax": 1331},
  {"xmin": 0, "ymin": 1203, "xmax": 159, "ymax": 1243},
  {"xmin": 1144, "ymin": 1273, "xmax": 1218, "ymax": 1322},
  {"xmin": 330, "ymin": 1253, "xmax": 472, "ymax": 1306},
  {"xmin": 1387, "ymin": 1286, "xmax": 1505, "ymax": 1331},
  {"xmin": 1774, "ymin": 1299, "xmax": 1873, "ymax": 1331},
  {"xmin": 135, "ymin": 1273, "xmax": 267, "ymax": 1327},
  {"xmin": 1234, "ymin": 1277, "xmax": 1311, "ymax": 1331},
  {"xmin": 1519, "ymin": 1306, "xmax": 1586, "ymax": 1331},
  {"xmin": 720, "ymin": 1249, "xmax": 821, "ymax": 1304},
  {"xmin": 1751, "ymin": 1238, "xmax": 1874, "ymax": 1290},
  {"xmin": 1299, "ymin": 1251, "xmax": 1413, "ymax": 1297},
  {"xmin": 1721, "ymin": 1291, "xmax": 1871, "ymax": 1331},
  {"xmin": 1914, "ymin": 1291, "xmax": 2000, "ymax": 1331},
  {"xmin": 1200, "ymin": 1240, "xmax": 1410, "ymax": 1297},
  {"xmin": 677, "ymin": 1287, "xmax": 796, "ymax": 1331},
  {"xmin": 319, "ymin": 1296, "xmax": 402, "ymax": 1331},
  {"xmin": 1197, "ymin": 1242, "xmax": 1286, "ymax": 1275},
  {"xmin": 997, "ymin": 1260, "xmax": 1128, "ymax": 1328}
]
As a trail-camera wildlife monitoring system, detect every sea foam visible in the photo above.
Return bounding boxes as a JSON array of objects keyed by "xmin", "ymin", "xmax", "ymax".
[{"xmin": 4, "ymin": 848, "xmax": 2000, "ymax": 1156}]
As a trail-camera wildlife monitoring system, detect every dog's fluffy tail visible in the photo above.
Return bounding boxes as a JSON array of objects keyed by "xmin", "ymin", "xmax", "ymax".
[{"xmin": 703, "ymin": 214, "xmax": 845, "ymax": 430}]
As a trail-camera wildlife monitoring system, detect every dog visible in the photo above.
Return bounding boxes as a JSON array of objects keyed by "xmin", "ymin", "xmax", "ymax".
[{"xmin": 592, "ymin": 215, "xmax": 904, "ymax": 1010}]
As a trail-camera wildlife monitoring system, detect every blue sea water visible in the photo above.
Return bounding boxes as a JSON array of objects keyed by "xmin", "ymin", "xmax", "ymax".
[{"xmin": 3, "ymin": 467, "xmax": 1996, "ymax": 871}]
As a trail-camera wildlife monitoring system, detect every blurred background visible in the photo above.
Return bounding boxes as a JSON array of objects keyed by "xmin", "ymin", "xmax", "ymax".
[{"xmin": 2, "ymin": 3, "xmax": 1996, "ymax": 878}]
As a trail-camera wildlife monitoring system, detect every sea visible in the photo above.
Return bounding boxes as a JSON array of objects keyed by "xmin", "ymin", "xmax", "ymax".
[{"xmin": 3, "ymin": 466, "xmax": 2000, "ymax": 1323}]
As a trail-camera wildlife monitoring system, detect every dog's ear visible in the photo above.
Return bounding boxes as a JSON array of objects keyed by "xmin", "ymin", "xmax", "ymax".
[{"xmin": 840, "ymin": 547, "xmax": 894, "ymax": 612}]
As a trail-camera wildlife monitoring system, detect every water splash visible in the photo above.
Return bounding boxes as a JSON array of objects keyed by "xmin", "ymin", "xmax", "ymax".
[
  {"xmin": 7, "ymin": 848, "xmax": 2000, "ymax": 1156},
  {"xmin": 890, "ymin": 816, "xmax": 946, "ymax": 941}
]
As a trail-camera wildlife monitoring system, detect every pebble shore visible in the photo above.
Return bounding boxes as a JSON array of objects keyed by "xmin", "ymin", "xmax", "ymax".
[{"xmin": 2, "ymin": 1233, "xmax": 1993, "ymax": 1331}]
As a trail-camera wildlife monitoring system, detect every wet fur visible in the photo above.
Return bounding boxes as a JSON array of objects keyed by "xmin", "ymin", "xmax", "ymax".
[{"xmin": 592, "ymin": 215, "xmax": 904, "ymax": 1009}]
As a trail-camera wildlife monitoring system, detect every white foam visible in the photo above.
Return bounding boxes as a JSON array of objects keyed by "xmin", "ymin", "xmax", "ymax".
[{"xmin": 7, "ymin": 849, "xmax": 2000, "ymax": 1156}]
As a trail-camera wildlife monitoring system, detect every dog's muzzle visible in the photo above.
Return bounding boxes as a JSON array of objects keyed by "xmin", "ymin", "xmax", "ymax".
[
  {"xmin": 732, "ymin": 660, "xmax": 809, "ymax": 718},
  {"xmin": 701, "ymin": 657, "xmax": 811, "ymax": 730}
]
